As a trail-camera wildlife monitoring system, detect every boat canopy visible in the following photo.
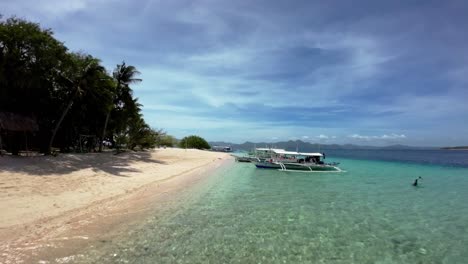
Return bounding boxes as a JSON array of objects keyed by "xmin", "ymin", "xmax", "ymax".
[
  {"xmin": 271, "ymin": 149, "xmax": 323, "ymax": 157},
  {"xmin": 272, "ymin": 150, "xmax": 298, "ymax": 155},
  {"xmin": 255, "ymin": 148, "xmax": 285, "ymax": 152},
  {"xmin": 254, "ymin": 148, "xmax": 324, "ymax": 157},
  {"xmin": 297, "ymin": 152, "xmax": 323, "ymax": 157}
]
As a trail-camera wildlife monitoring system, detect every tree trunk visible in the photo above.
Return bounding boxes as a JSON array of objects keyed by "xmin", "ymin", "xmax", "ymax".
[
  {"xmin": 47, "ymin": 87, "xmax": 79, "ymax": 154},
  {"xmin": 99, "ymin": 110, "xmax": 111, "ymax": 152}
]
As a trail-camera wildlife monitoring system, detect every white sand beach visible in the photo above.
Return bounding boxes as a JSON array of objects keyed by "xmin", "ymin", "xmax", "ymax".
[{"xmin": 0, "ymin": 148, "xmax": 232, "ymax": 263}]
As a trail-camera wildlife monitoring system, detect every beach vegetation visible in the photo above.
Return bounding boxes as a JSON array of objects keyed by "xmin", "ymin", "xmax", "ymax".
[
  {"xmin": 157, "ymin": 134, "xmax": 178, "ymax": 147},
  {"xmin": 99, "ymin": 62, "xmax": 142, "ymax": 152},
  {"xmin": 0, "ymin": 16, "xmax": 162, "ymax": 155},
  {"xmin": 179, "ymin": 135, "xmax": 210, "ymax": 150}
]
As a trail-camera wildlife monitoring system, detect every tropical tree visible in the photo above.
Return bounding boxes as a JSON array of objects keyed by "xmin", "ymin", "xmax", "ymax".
[
  {"xmin": 99, "ymin": 62, "xmax": 141, "ymax": 151},
  {"xmin": 47, "ymin": 53, "xmax": 107, "ymax": 154},
  {"xmin": 156, "ymin": 134, "xmax": 177, "ymax": 147},
  {"xmin": 0, "ymin": 17, "xmax": 68, "ymax": 113},
  {"xmin": 0, "ymin": 16, "xmax": 161, "ymax": 154},
  {"xmin": 179, "ymin": 135, "xmax": 210, "ymax": 150},
  {"xmin": 1, "ymin": 17, "xmax": 68, "ymax": 153},
  {"xmin": 153, "ymin": 130, "xmax": 177, "ymax": 147}
]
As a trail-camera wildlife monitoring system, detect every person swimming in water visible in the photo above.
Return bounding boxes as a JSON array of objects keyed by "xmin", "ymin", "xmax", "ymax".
[{"xmin": 412, "ymin": 176, "xmax": 423, "ymax": 186}]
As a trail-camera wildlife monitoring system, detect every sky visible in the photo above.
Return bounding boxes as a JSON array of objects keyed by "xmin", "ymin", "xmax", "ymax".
[{"xmin": 2, "ymin": 0, "xmax": 468, "ymax": 146}]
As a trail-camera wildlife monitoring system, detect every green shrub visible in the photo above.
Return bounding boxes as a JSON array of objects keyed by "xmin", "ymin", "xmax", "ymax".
[{"xmin": 178, "ymin": 135, "xmax": 210, "ymax": 150}]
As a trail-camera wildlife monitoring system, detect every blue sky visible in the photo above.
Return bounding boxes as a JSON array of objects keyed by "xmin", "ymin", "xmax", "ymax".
[{"xmin": 2, "ymin": 0, "xmax": 468, "ymax": 146}]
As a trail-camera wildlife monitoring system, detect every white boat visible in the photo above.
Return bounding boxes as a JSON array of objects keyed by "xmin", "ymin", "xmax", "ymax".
[
  {"xmin": 231, "ymin": 148, "xmax": 284, "ymax": 163},
  {"xmin": 237, "ymin": 148, "xmax": 286, "ymax": 162},
  {"xmin": 254, "ymin": 149, "xmax": 342, "ymax": 172},
  {"xmin": 212, "ymin": 145, "xmax": 232, "ymax": 152}
]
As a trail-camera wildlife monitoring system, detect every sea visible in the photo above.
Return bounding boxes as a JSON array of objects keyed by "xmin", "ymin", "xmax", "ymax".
[{"xmin": 57, "ymin": 149, "xmax": 468, "ymax": 263}]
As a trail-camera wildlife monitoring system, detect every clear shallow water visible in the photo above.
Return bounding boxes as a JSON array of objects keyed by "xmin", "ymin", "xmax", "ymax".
[
  {"xmin": 71, "ymin": 157, "xmax": 468, "ymax": 264},
  {"xmin": 323, "ymin": 149, "xmax": 468, "ymax": 168},
  {"xmin": 234, "ymin": 148, "xmax": 468, "ymax": 167}
]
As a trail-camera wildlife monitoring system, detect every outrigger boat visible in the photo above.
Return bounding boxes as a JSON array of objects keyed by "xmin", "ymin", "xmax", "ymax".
[
  {"xmin": 234, "ymin": 156, "xmax": 260, "ymax": 162},
  {"xmin": 254, "ymin": 149, "xmax": 342, "ymax": 172},
  {"xmin": 233, "ymin": 148, "xmax": 286, "ymax": 163}
]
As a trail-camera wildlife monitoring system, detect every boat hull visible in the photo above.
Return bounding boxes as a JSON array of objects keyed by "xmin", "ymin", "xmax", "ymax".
[
  {"xmin": 235, "ymin": 156, "xmax": 261, "ymax": 163},
  {"xmin": 254, "ymin": 162, "xmax": 281, "ymax": 169},
  {"xmin": 255, "ymin": 161, "xmax": 341, "ymax": 172}
]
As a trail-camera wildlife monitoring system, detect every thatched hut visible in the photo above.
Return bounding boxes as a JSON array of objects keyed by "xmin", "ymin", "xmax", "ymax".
[{"xmin": 0, "ymin": 112, "xmax": 39, "ymax": 155}]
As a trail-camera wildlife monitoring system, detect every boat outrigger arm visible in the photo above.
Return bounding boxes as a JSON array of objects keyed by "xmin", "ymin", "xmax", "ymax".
[{"xmin": 276, "ymin": 161, "xmax": 343, "ymax": 173}]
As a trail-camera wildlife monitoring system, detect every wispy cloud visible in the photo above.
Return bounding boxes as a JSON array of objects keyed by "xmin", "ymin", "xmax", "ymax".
[
  {"xmin": 2, "ymin": 0, "xmax": 97, "ymax": 17},
  {"xmin": 349, "ymin": 134, "xmax": 406, "ymax": 141}
]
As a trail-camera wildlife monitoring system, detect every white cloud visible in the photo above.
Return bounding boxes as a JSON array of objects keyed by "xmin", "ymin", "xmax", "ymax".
[
  {"xmin": 317, "ymin": 134, "xmax": 329, "ymax": 139},
  {"xmin": 143, "ymin": 104, "xmax": 198, "ymax": 114},
  {"xmin": 2, "ymin": 0, "xmax": 102, "ymax": 18},
  {"xmin": 381, "ymin": 134, "xmax": 406, "ymax": 139},
  {"xmin": 348, "ymin": 134, "xmax": 406, "ymax": 140},
  {"xmin": 186, "ymin": 48, "xmax": 254, "ymax": 68},
  {"xmin": 138, "ymin": 66, "xmax": 283, "ymax": 108},
  {"xmin": 349, "ymin": 134, "xmax": 367, "ymax": 140}
]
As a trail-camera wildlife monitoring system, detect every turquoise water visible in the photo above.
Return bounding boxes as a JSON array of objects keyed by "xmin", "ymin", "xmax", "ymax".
[{"xmin": 71, "ymin": 157, "xmax": 468, "ymax": 263}]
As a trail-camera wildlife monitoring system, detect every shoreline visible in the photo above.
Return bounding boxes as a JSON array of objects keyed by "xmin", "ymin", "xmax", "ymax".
[{"xmin": 0, "ymin": 148, "xmax": 233, "ymax": 263}]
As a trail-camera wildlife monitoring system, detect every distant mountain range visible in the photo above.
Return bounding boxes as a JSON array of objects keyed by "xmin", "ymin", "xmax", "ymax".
[{"xmin": 209, "ymin": 140, "xmax": 437, "ymax": 152}]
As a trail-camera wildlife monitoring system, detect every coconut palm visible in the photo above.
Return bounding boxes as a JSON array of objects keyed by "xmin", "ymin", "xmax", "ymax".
[
  {"xmin": 99, "ymin": 62, "xmax": 142, "ymax": 151},
  {"xmin": 48, "ymin": 54, "xmax": 106, "ymax": 154}
]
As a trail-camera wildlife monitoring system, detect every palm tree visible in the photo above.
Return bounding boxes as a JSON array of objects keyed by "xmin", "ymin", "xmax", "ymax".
[
  {"xmin": 48, "ymin": 54, "xmax": 105, "ymax": 154},
  {"xmin": 99, "ymin": 62, "xmax": 142, "ymax": 152}
]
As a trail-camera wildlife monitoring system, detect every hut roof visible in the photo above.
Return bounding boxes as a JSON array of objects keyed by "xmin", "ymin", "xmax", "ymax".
[{"xmin": 0, "ymin": 112, "xmax": 39, "ymax": 132}]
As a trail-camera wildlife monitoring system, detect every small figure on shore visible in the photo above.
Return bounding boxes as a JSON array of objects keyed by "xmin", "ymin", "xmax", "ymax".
[{"xmin": 412, "ymin": 176, "xmax": 423, "ymax": 187}]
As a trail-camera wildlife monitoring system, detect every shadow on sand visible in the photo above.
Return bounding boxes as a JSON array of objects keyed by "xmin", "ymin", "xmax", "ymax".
[{"xmin": 0, "ymin": 150, "xmax": 167, "ymax": 177}]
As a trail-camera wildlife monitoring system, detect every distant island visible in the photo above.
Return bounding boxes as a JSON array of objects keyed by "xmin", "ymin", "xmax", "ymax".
[
  {"xmin": 209, "ymin": 140, "xmax": 437, "ymax": 152},
  {"xmin": 441, "ymin": 146, "xmax": 468, "ymax": 150}
]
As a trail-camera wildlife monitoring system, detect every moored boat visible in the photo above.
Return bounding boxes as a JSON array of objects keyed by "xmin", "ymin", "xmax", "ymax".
[
  {"xmin": 254, "ymin": 149, "xmax": 342, "ymax": 172},
  {"xmin": 235, "ymin": 156, "xmax": 260, "ymax": 162},
  {"xmin": 233, "ymin": 148, "xmax": 285, "ymax": 163}
]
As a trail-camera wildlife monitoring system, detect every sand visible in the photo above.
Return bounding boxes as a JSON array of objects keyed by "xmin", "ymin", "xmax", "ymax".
[{"xmin": 0, "ymin": 148, "xmax": 232, "ymax": 263}]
